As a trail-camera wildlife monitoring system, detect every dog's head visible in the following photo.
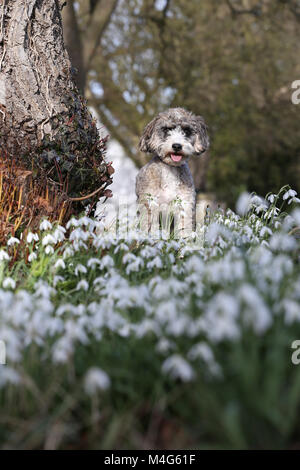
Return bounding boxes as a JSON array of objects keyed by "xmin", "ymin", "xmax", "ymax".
[{"xmin": 139, "ymin": 107, "xmax": 209, "ymax": 167}]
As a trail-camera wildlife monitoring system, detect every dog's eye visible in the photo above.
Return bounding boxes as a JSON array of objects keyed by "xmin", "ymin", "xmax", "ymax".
[
  {"xmin": 162, "ymin": 126, "xmax": 174, "ymax": 135},
  {"xmin": 183, "ymin": 127, "xmax": 193, "ymax": 137}
]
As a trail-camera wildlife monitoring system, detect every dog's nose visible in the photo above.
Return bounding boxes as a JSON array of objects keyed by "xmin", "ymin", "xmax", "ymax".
[{"xmin": 172, "ymin": 143, "xmax": 182, "ymax": 152}]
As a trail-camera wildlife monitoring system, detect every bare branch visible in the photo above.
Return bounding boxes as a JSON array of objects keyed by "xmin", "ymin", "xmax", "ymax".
[{"xmin": 225, "ymin": 0, "xmax": 262, "ymax": 17}]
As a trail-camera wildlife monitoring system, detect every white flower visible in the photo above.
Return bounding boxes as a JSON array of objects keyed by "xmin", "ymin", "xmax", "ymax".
[
  {"xmin": 42, "ymin": 234, "xmax": 56, "ymax": 246},
  {"xmin": 66, "ymin": 217, "xmax": 80, "ymax": 229},
  {"xmin": 63, "ymin": 246, "xmax": 74, "ymax": 259},
  {"xmin": 147, "ymin": 256, "xmax": 163, "ymax": 270},
  {"xmin": 236, "ymin": 192, "xmax": 251, "ymax": 215},
  {"xmin": 7, "ymin": 237, "xmax": 20, "ymax": 246},
  {"xmin": 87, "ymin": 258, "xmax": 101, "ymax": 268},
  {"xmin": 54, "ymin": 259, "xmax": 66, "ymax": 270},
  {"xmin": 283, "ymin": 189, "xmax": 297, "ymax": 200},
  {"xmin": 40, "ymin": 219, "xmax": 53, "ymax": 231},
  {"xmin": 269, "ymin": 233, "xmax": 297, "ymax": 252},
  {"xmin": 84, "ymin": 368, "xmax": 111, "ymax": 395},
  {"xmin": 267, "ymin": 194, "xmax": 276, "ymax": 204},
  {"xmin": 288, "ymin": 197, "xmax": 300, "ymax": 205},
  {"xmin": 100, "ymin": 255, "xmax": 114, "ymax": 269},
  {"xmin": 28, "ymin": 252, "xmax": 37, "ymax": 262},
  {"xmin": 53, "ymin": 275, "xmax": 65, "ymax": 287},
  {"xmin": 27, "ymin": 232, "xmax": 39, "ymax": 243},
  {"xmin": 162, "ymin": 355, "xmax": 195, "ymax": 382},
  {"xmin": 76, "ymin": 280, "xmax": 89, "ymax": 291},
  {"xmin": 0, "ymin": 250, "xmax": 10, "ymax": 261},
  {"xmin": 75, "ymin": 264, "xmax": 87, "ymax": 276},
  {"xmin": 2, "ymin": 277, "xmax": 16, "ymax": 290},
  {"xmin": 45, "ymin": 245, "xmax": 55, "ymax": 255}
]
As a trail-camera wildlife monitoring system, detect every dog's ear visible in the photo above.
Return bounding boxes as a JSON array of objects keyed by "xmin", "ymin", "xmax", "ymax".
[
  {"xmin": 139, "ymin": 116, "xmax": 159, "ymax": 153},
  {"xmin": 194, "ymin": 115, "xmax": 209, "ymax": 155}
]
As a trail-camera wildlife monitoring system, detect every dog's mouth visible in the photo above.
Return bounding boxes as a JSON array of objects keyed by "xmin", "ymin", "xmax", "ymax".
[{"xmin": 170, "ymin": 153, "xmax": 183, "ymax": 163}]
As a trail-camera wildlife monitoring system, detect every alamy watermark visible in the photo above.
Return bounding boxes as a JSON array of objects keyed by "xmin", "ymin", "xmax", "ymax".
[
  {"xmin": 0, "ymin": 340, "xmax": 6, "ymax": 365},
  {"xmin": 291, "ymin": 340, "xmax": 300, "ymax": 365},
  {"xmin": 291, "ymin": 80, "xmax": 300, "ymax": 104}
]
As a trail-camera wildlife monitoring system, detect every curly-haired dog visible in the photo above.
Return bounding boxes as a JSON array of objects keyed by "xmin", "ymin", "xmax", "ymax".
[{"xmin": 136, "ymin": 107, "xmax": 209, "ymax": 236}]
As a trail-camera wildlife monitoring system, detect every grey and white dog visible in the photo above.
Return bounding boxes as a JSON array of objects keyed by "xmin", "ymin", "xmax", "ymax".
[{"xmin": 136, "ymin": 107, "xmax": 209, "ymax": 236}]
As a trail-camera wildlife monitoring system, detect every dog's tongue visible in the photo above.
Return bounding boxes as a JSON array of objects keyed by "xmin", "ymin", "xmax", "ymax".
[{"xmin": 171, "ymin": 154, "xmax": 182, "ymax": 162}]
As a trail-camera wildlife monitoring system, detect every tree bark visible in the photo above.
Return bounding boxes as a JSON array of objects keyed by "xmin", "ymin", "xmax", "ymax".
[{"xmin": 0, "ymin": 0, "xmax": 112, "ymax": 208}]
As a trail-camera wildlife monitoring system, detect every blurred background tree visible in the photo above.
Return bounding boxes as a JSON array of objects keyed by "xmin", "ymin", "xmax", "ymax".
[{"xmin": 63, "ymin": 0, "xmax": 300, "ymax": 206}]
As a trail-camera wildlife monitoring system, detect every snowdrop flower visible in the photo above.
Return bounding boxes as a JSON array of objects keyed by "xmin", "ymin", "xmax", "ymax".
[
  {"xmin": 40, "ymin": 219, "xmax": 52, "ymax": 231},
  {"xmin": 0, "ymin": 250, "xmax": 10, "ymax": 261},
  {"xmin": 236, "ymin": 192, "xmax": 251, "ymax": 215},
  {"xmin": 28, "ymin": 252, "xmax": 37, "ymax": 262},
  {"xmin": 42, "ymin": 234, "xmax": 56, "ymax": 246},
  {"xmin": 2, "ymin": 278, "xmax": 16, "ymax": 290},
  {"xmin": 291, "ymin": 209, "xmax": 300, "ymax": 226},
  {"xmin": 84, "ymin": 368, "xmax": 111, "ymax": 395},
  {"xmin": 76, "ymin": 280, "xmax": 89, "ymax": 291},
  {"xmin": 267, "ymin": 194, "xmax": 276, "ymax": 204},
  {"xmin": 162, "ymin": 355, "xmax": 195, "ymax": 382},
  {"xmin": 188, "ymin": 342, "xmax": 222, "ymax": 377},
  {"xmin": 288, "ymin": 196, "xmax": 300, "ymax": 205},
  {"xmin": 87, "ymin": 258, "xmax": 101, "ymax": 268},
  {"xmin": 45, "ymin": 245, "xmax": 54, "ymax": 255},
  {"xmin": 27, "ymin": 232, "xmax": 39, "ymax": 243},
  {"xmin": 283, "ymin": 189, "xmax": 297, "ymax": 201},
  {"xmin": 63, "ymin": 246, "xmax": 74, "ymax": 259},
  {"xmin": 269, "ymin": 233, "xmax": 297, "ymax": 252},
  {"xmin": 53, "ymin": 228, "xmax": 65, "ymax": 242},
  {"xmin": 156, "ymin": 337, "xmax": 175, "ymax": 353},
  {"xmin": 239, "ymin": 284, "xmax": 272, "ymax": 334},
  {"xmin": 54, "ymin": 259, "xmax": 66, "ymax": 270},
  {"xmin": 66, "ymin": 217, "xmax": 80, "ymax": 229},
  {"xmin": 100, "ymin": 255, "xmax": 114, "ymax": 269},
  {"xmin": 204, "ymin": 293, "xmax": 240, "ymax": 342},
  {"xmin": 69, "ymin": 228, "xmax": 89, "ymax": 242},
  {"xmin": 282, "ymin": 299, "xmax": 300, "ymax": 324},
  {"xmin": 147, "ymin": 256, "xmax": 163, "ymax": 270},
  {"xmin": 53, "ymin": 275, "xmax": 65, "ymax": 287},
  {"xmin": 75, "ymin": 264, "xmax": 87, "ymax": 276},
  {"xmin": 7, "ymin": 237, "xmax": 20, "ymax": 246},
  {"xmin": 52, "ymin": 336, "xmax": 74, "ymax": 363},
  {"xmin": 260, "ymin": 226, "xmax": 273, "ymax": 237}
]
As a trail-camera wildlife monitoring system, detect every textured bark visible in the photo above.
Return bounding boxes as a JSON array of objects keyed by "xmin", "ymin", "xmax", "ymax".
[{"xmin": 0, "ymin": 0, "xmax": 112, "ymax": 206}]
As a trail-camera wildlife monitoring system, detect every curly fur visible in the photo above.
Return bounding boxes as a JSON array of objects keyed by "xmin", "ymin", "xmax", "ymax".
[{"xmin": 136, "ymin": 107, "xmax": 209, "ymax": 236}]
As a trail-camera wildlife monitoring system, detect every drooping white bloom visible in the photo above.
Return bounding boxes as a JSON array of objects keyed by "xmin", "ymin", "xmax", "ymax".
[
  {"xmin": 54, "ymin": 259, "xmax": 66, "ymax": 270},
  {"xmin": 45, "ymin": 245, "xmax": 55, "ymax": 255},
  {"xmin": 2, "ymin": 277, "xmax": 16, "ymax": 290},
  {"xmin": 283, "ymin": 189, "xmax": 297, "ymax": 201},
  {"xmin": 40, "ymin": 219, "xmax": 53, "ymax": 231},
  {"xmin": 76, "ymin": 280, "xmax": 89, "ymax": 291},
  {"xmin": 0, "ymin": 250, "xmax": 10, "ymax": 261},
  {"xmin": 27, "ymin": 232, "xmax": 39, "ymax": 243},
  {"xmin": 75, "ymin": 264, "xmax": 87, "ymax": 276},
  {"xmin": 7, "ymin": 237, "xmax": 20, "ymax": 246},
  {"xmin": 84, "ymin": 368, "xmax": 111, "ymax": 395},
  {"xmin": 42, "ymin": 234, "xmax": 56, "ymax": 246},
  {"xmin": 236, "ymin": 192, "xmax": 251, "ymax": 216},
  {"xmin": 162, "ymin": 355, "xmax": 195, "ymax": 382},
  {"xmin": 28, "ymin": 252, "xmax": 37, "ymax": 262}
]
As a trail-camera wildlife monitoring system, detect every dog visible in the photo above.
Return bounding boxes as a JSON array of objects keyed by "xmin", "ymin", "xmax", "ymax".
[{"xmin": 136, "ymin": 107, "xmax": 209, "ymax": 237}]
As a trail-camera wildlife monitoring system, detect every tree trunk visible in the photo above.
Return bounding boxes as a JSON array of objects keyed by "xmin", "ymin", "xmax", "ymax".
[
  {"xmin": 0, "ymin": 0, "xmax": 113, "ymax": 211},
  {"xmin": 62, "ymin": 0, "xmax": 86, "ymax": 94}
]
